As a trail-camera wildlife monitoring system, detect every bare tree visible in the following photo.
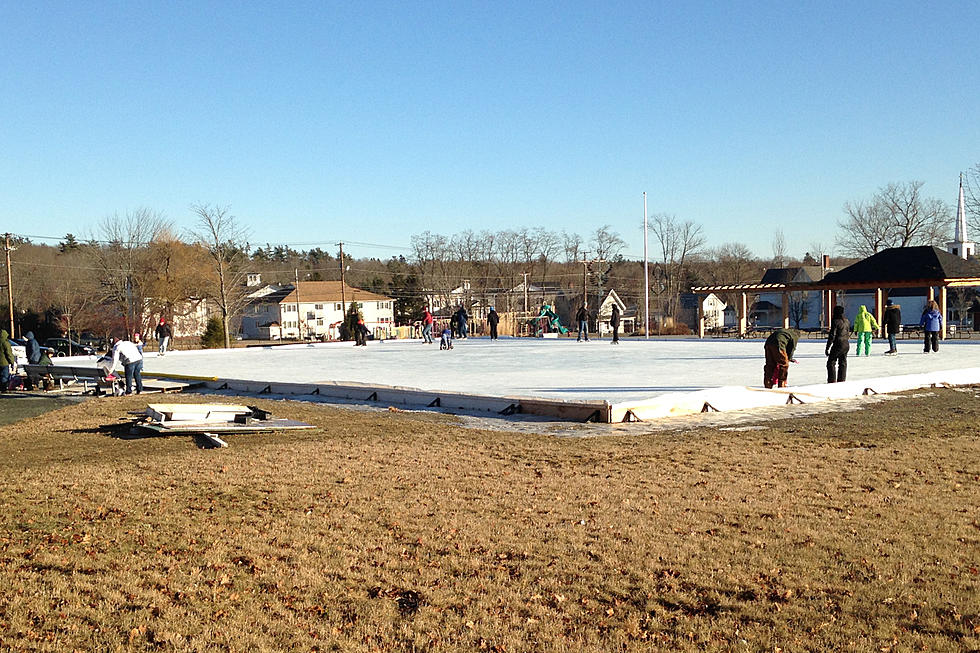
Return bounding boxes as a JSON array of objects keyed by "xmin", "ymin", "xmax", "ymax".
[
  {"xmin": 650, "ymin": 214, "xmax": 706, "ymax": 320},
  {"xmin": 561, "ymin": 231, "xmax": 583, "ymax": 263},
  {"xmin": 837, "ymin": 181, "xmax": 951, "ymax": 258},
  {"xmin": 590, "ymin": 225, "xmax": 625, "ymax": 261},
  {"xmin": 771, "ymin": 229, "xmax": 787, "ymax": 267},
  {"xmin": 191, "ymin": 204, "xmax": 251, "ymax": 348},
  {"xmin": 89, "ymin": 208, "xmax": 170, "ymax": 334}
]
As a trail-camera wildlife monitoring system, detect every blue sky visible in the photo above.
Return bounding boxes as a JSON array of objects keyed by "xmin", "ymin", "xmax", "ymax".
[{"xmin": 1, "ymin": 1, "xmax": 977, "ymax": 260}]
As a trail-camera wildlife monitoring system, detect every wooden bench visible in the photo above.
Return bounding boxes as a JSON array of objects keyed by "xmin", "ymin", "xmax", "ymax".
[{"xmin": 22, "ymin": 364, "xmax": 115, "ymax": 394}]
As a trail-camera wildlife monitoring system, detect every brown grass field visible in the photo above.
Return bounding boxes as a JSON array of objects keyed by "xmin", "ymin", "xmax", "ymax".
[{"xmin": 0, "ymin": 390, "xmax": 978, "ymax": 652}]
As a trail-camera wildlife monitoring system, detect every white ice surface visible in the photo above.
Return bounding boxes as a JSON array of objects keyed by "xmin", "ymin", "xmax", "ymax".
[{"xmin": 115, "ymin": 336, "xmax": 980, "ymax": 404}]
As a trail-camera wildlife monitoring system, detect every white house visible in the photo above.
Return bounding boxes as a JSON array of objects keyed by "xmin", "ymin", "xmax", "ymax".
[
  {"xmin": 597, "ymin": 290, "xmax": 636, "ymax": 336},
  {"xmin": 240, "ymin": 281, "xmax": 395, "ymax": 340}
]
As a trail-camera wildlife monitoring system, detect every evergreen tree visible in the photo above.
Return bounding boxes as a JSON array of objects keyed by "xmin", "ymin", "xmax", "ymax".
[
  {"xmin": 201, "ymin": 316, "xmax": 225, "ymax": 348},
  {"xmin": 342, "ymin": 301, "xmax": 362, "ymax": 340}
]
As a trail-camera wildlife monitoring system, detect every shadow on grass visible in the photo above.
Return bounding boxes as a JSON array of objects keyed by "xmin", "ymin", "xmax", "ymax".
[{"xmin": 0, "ymin": 394, "xmax": 80, "ymax": 426}]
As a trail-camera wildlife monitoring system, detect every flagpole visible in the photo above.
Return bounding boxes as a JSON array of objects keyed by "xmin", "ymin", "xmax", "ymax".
[{"xmin": 643, "ymin": 192, "xmax": 649, "ymax": 340}]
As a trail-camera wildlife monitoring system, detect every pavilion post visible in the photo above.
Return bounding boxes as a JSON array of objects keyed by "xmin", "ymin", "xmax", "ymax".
[
  {"xmin": 824, "ymin": 290, "xmax": 834, "ymax": 330},
  {"xmin": 928, "ymin": 286, "xmax": 935, "ymax": 301},
  {"xmin": 738, "ymin": 292, "xmax": 748, "ymax": 336},
  {"xmin": 697, "ymin": 295, "xmax": 705, "ymax": 339},
  {"xmin": 874, "ymin": 288, "xmax": 884, "ymax": 337},
  {"xmin": 939, "ymin": 286, "xmax": 947, "ymax": 339},
  {"xmin": 781, "ymin": 291, "xmax": 790, "ymax": 329}
]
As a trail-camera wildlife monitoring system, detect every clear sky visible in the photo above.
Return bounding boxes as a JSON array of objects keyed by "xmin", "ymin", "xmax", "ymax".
[{"xmin": 2, "ymin": 1, "xmax": 977, "ymax": 261}]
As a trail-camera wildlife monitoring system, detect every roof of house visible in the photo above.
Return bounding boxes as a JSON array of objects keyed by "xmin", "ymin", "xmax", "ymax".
[
  {"xmin": 279, "ymin": 281, "xmax": 392, "ymax": 304},
  {"xmin": 759, "ymin": 266, "xmax": 823, "ymax": 284},
  {"xmin": 821, "ymin": 246, "xmax": 980, "ymax": 285}
]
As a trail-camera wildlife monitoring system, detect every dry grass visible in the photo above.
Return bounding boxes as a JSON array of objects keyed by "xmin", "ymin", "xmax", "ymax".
[{"xmin": 0, "ymin": 390, "xmax": 978, "ymax": 652}]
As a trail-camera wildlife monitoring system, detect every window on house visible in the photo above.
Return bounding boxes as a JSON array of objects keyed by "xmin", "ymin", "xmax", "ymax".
[
  {"xmin": 315, "ymin": 304, "xmax": 323, "ymax": 310},
  {"xmin": 335, "ymin": 303, "xmax": 342, "ymax": 311}
]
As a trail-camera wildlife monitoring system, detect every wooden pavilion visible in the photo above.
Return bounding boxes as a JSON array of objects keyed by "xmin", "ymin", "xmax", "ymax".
[{"xmin": 691, "ymin": 246, "xmax": 980, "ymax": 339}]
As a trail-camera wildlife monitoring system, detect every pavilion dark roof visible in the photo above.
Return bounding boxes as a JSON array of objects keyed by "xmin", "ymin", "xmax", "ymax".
[{"xmin": 821, "ymin": 246, "xmax": 980, "ymax": 285}]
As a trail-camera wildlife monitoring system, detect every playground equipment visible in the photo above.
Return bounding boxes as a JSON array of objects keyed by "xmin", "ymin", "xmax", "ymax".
[{"xmin": 531, "ymin": 304, "xmax": 568, "ymax": 336}]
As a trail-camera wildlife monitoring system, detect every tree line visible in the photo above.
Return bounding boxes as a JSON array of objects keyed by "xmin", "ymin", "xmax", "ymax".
[{"xmin": 4, "ymin": 174, "xmax": 971, "ymax": 344}]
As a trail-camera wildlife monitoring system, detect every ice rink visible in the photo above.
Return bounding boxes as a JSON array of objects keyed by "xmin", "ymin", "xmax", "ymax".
[{"xmin": 136, "ymin": 335, "xmax": 980, "ymax": 404}]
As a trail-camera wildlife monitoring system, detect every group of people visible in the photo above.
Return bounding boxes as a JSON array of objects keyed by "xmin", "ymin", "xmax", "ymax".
[
  {"xmin": 765, "ymin": 299, "xmax": 946, "ymax": 388},
  {"xmin": 419, "ymin": 306, "xmax": 501, "ymax": 348}
]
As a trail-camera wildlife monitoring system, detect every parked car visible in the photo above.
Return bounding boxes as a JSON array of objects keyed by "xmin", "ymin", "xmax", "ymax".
[
  {"xmin": 75, "ymin": 331, "xmax": 107, "ymax": 350},
  {"xmin": 42, "ymin": 337, "xmax": 97, "ymax": 357},
  {"xmin": 8, "ymin": 338, "xmax": 27, "ymax": 369}
]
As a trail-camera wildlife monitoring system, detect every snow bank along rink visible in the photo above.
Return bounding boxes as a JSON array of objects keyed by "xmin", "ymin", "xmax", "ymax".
[{"xmin": 125, "ymin": 337, "xmax": 980, "ymax": 422}]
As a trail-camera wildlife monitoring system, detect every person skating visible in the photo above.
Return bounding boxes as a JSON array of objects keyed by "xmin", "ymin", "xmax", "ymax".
[
  {"xmin": 825, "ymin": 306, "xmax": 850, "ymax": 383},
  {"xmin": 576, "ymin": 304, "xmax": 590, "ymax": 341},
  {"xmin": 610, "ymin": 304, "xmax": 621, "ymax": 344},
  {"xmin": 155, "ymin": 317, "xmax": 172, "ymax": 356},
  {"xmin": 439, "ymin": 327, "xmax": 453, "ymax": 350},
  {"xmin": 883, "ymin": 299, "xmax": 901, "ymax": 354},
  {"xmin": 354, "ymin": 319, "xmax": 369, "ymax": 346},
  {"xmin": 920, "ymin": 300, "xmax": 942, "ymax": 353},
  {"xmin": 763, "ymin": 327, "xmax": 799, "ymax": 389},
  {"xmin": 108, "ymin": 333, "xmax": 143, "ymax": 395},
  {"xmin": 487, "ymin": 307, "xmax": 500, "ymax": 340},
  {"xmin": 852, "ymin": 305, "xmax": 878, "ymax": 356},
  {"xmin": 421, "ymin": 307, "xmax": 434, "ymax": 344},
  {"xmin": 457, "ymin": 306, "xmax": 469, "ymax": 339}
]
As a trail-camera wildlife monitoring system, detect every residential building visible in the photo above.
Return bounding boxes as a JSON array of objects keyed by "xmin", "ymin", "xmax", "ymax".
[{"xmin": 240, "ymin": 281, "xmax": 395, "ymax": 340}]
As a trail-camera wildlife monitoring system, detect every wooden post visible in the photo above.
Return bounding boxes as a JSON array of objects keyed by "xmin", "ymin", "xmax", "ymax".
[
  {"xmin": 927, "ymin": 286, "xmax": 935, "ymax": 301},
  {"xmin": 824, "ymin": 289, "xmax": 834, "ymax": 330},
  {"xmin": 939, "ymin": 286, "xmax": 947, "ymax": 339},
  {"xmin": 874, "ymin": 288, "xmax": 884, "ymax": 337},
  {"xmin": 697, "ymin": 295, "xmax": 705, "ymax": 338},
  {"xmin": 781, "ymin": 291, "xmax": 790, "ymax": 329},
  {"xmin": 738, "ymin": 292, "xmax": 748, "ymax": 336}
]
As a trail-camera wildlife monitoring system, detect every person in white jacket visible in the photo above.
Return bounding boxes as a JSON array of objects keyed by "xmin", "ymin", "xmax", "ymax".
[{"xmin": 109, "ymin": 335, "xmax": 144, "ymax": 395}]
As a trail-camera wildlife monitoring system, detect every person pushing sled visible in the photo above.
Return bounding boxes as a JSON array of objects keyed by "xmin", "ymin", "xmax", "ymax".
[{"xmin": 763, "ymin": 328, "xmax": 799, "ymax": 389}]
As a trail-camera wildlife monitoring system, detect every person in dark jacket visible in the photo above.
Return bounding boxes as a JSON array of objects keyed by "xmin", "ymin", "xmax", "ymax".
[
  {"xmin": 610, "ymin": 305, "xmax": 621, "ymax": 344},
  {"xmin": 576, "ymin": 305, "xmax": 590, "ymax": 341},
  {"xmin": 24, "ymin": 331, "xmax": 42, "ymax": 364},
  {"xmin": 883, "ymin": 299, "xmax": 901, "ymax": 354},
  {"xmin": 487, "ymin": 307, "xmax": 500, "ymax": 340},
  {"xmin": 920, "ymin": 300, "xmax": 942, "ymax": 352},
  {"xmin": 457, "ymin": 306, "xmax": 469, "ymax": 339},
  {"xmin": 0, "ymin": 329, "xmax": 14, "ymax": 392},
  {"xmin": 354, "ymin": 319, "xmax": 369, "ymax": 346},
  {"xmin": 763, "ymin": 328, "xmax": 799, "ymax": 389},
  {"xmin": 825, "ymin": 306, "xmax": 850, "ymax": 383},
  {"xmin": 155, "ymin": 317, "xmax": 173, "ymax": 356}
]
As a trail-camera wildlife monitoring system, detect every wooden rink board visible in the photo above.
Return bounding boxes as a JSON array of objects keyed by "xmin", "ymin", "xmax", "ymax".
[{"xmin": 204, "ymin": 378, "xmax": 613, "ymax": 423}]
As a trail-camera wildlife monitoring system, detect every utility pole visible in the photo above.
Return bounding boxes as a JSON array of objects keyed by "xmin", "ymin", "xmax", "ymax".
[
  {"xmin": 4, "ymin": 233, "xmax": 14, "ymax": 337},
  {"xmin": 578, "ymin": 254, "xmax": 591, "ymax": 309},
  {"xmin": 643, "ymin": 192, "xmax": 649, "ymax": 339},
  {"xmin": 338, "ymin": 242, "xmax": 347, "ymax": 319},
  {"xmin": 294, "ymin": 268, "xmax": 304, "ymax": 340},
  {"xmin": 522, "ymin": 272, "xmax": 529, "ymax": 314}
]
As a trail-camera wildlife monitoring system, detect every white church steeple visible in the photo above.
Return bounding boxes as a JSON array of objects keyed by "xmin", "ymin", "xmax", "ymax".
[{"xmin": 948, "ymin": 173, "xmax": 974, "ymax": 259}]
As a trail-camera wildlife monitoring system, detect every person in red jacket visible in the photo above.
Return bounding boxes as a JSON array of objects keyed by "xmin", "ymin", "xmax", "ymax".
[{"xmin": 421, "ymin": 307, "xmax": 434, "ymax": 344}]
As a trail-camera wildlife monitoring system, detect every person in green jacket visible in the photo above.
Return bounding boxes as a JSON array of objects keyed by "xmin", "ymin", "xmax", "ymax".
[
  {"xmin": 763, "ymin": 328, "xmax": 800, "ymax": 388},
  {"xmin": 0, "ymin": 329, "xmax": 15, "ymax": 392},
  {"xmin": 852, "ymin": 305, "xmax": 879, "ymax": 356}
]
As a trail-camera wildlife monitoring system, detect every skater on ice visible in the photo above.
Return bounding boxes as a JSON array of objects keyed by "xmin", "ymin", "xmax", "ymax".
[
  {"xmin": 763, "ymin": 327, "xmax": 799, "ymax": 389},
  {"xmin": 354, "ymin": 319, "xmax": 370, "ymax": 346},
  {"xmin": 155, "ymin": 317, "xmax": 172, "ymax": 356},
  {"xmin": 439, "ymin": 327, "xmax": 453, "ymax": 350},
  {"xmin": 487, "ymin": 307, "xmax": 499, "ymax": 341},
  {"xmin": 610, "ymin": 304, "xmax": 620, "ymax": 344},
  {"xmin": 852, "ymin": 305, "xmax": 878, "ymax": 356},
  {"xmin": 421, "ymin": 307, "xmax": 434, "ymax": 344},
  {"xmin": 883, "ymin": 299, "xmax": 901, "ymax": 354},
  {"xmin": 576, "ymin": 304, "xmax": 590, "ymax": 341},
  {"xmin": 825, "ymin": 305, "xmax": 849, "ymax": 383},
  {"xmin": 921, "ymin": 300, "xmax": 942, "ymax": 352}
]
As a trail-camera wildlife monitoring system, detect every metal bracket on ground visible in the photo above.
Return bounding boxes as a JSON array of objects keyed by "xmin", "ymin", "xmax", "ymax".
[
  {"xmin": 863, "ymin": 387, "xmax": 877, "ymax": 395},
  {"xmin": 701, "ymin": 402, "xmax": 719, "ymax": 413},
  {"xmin": 621, "ymin": 410, "xmax": 642, "ymax": 422},
  {"xmin": 584, "ymin": 409, "xmax": 602, "ymax": 423},
  {"xmin": 786, "ymin": 393, "xmax": 804, "ymax": 404},
  {"xmin": 367, "ymin": 391, "xmax": 378, "ymax": 401},
  {"xmin": 428, "ymin": 397, "xmax": 441, "ymax": 407},
  {"xmin": 259, "ymin": 385, "xmax": 272, "ymax": 394},
  {"xmin": 498, "ymin": 403, "xmax": 519, "ymax": 415}
]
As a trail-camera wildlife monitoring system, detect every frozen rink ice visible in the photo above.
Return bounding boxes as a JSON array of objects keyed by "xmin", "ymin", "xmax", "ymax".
[{"xmin": 136, "ymin": 336, "xmax": 980, "ymax": 404}]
